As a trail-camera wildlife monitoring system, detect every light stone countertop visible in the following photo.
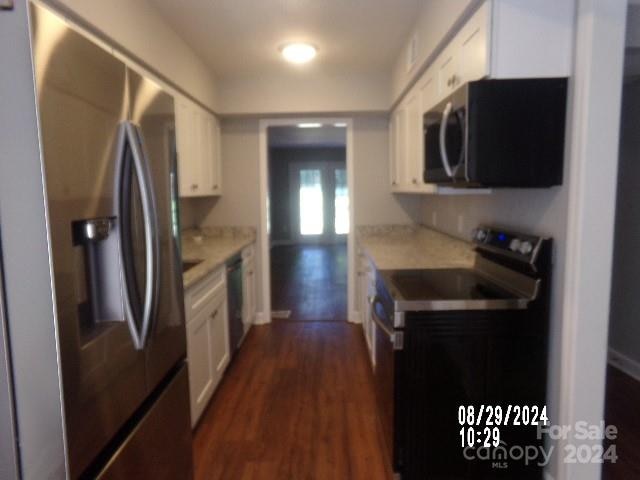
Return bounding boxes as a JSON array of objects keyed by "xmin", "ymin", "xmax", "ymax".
[
  {"xmin": 181, "ymin": 227, "xmax": 256, "ymax": 289},
  {"xmin": 357, "ymin": 225, "xmax": 476, "ymax": 271}
]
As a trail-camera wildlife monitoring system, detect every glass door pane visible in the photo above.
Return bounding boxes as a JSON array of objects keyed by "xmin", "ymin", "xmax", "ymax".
[
  {"xmin": 299, "ymin": 169, "xmax": 324, "ymax": 236},
  {"xmin": 334, "ymin": 168, "xmax": 349, "ymax": 235}
]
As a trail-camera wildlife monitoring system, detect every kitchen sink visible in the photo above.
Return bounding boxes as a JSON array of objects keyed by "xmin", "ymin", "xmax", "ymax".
[{"xmin": 182, "ymin": 260, "xmax": 203, "ymax": 273}]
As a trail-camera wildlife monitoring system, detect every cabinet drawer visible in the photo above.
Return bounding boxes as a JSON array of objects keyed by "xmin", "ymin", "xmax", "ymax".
[{"xmin": 185, "ymin": 266, "xmax": 226, "ymax": 320}]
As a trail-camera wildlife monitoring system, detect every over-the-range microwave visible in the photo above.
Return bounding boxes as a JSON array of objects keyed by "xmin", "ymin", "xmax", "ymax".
[{"xmin": 423, "ymin": 78, "xmax": 568, "ymax": 188}]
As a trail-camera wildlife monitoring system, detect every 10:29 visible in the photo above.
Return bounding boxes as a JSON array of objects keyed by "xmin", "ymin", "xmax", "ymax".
[{"xmin": 459, "ymin": 426, "xmax": 501, "ymax": 448}]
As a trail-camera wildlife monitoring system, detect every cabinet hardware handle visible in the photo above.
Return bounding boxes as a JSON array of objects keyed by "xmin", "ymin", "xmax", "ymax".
[
  {"xmin": 210, "ymin": 309, "xmax": 218, "ymax": 318},
  {"xmin": 412, "ymin": 178, "xmax": 417, "ymax": 184},
  {"xmin": 191, "ymin": 184, "xmax": 198, "ymax": 190},
  {"xmin": 213, "ymin": 185, "xmax": 218, "ymax": 189}
]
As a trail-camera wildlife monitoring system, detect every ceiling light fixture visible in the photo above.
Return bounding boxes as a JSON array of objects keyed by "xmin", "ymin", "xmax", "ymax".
[
  {"xmin": 281, "ymin": 43, "xmax": 317, "ymax": 64},
  {"xmin": 333, "ymin": 122, "xmax": 347, "ymax": 128},
  {"xmin": 297, "ymin": 122, "xmax": 322, "ymax": 128}
]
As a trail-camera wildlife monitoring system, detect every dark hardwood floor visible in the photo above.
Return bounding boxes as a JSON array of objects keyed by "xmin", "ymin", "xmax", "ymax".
[
  {"xmin": 271, "ymin": 244, "xmax": 347, "ymax": 321},
  {"xmin": 602, "ymin": 365, "xmax": 640, "ymax": 479},
  {"xmin": 192, "ymin": 321, "xmax": 391, "ymax": 479}
]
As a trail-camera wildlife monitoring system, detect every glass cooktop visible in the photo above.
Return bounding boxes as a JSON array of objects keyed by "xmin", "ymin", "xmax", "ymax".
[{"xmin": 383, "ymin": 268, "xmax": 520, "ymax": 302}]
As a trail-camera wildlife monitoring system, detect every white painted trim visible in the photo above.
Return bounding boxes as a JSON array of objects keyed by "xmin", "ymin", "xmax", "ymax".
[
  {"xmin": 556, "ymin": 1, "xmax": 627, "ymax": 480},
  {"xmin": 258, "ymin": 118, "xmax": 355, "ymax": 325},
  {"xmin": 349, "ymin": 310, "xmax": 362, "ymax": 324},
  {"xmin": 608, "ymin": 348, "xmax": 640, "ymax": 382},
  {"xmin": 253, "ymin": 311, "xmax": 270, "ymax": 325}
]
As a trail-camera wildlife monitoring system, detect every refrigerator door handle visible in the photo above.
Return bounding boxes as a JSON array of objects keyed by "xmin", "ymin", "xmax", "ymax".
[
  {"xmin": 131, "ymin": 124, "xmax": 161, "ymax": 345},
  {"xmin": 115, "ymin": 122, "xmax": 159, "ymax": 350}
]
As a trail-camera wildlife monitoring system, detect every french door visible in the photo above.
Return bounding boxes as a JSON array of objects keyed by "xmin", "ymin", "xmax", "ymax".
[{"xmin": 289, "ymin": 161, "xmax": 349, "ymax": 243}]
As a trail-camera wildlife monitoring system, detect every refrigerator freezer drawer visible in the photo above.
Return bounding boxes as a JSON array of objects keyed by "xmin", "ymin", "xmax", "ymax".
[{"xmin": 95, "ymin": 364, "xmax": 193, "ymax": 480}]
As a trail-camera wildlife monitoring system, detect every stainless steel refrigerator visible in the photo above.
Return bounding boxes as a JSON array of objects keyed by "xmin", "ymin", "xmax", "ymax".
[{"xmin": 29, "ymin": 4, "xmax": 193, "ymax": 478}]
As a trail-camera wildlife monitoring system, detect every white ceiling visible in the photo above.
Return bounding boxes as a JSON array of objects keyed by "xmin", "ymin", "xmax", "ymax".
[{"xmin": 147, "ymin": 0, "xmax": 421, "ymax": 79}]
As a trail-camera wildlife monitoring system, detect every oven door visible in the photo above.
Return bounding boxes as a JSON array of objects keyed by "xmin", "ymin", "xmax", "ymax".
[
  {"xmin": 423, "ymin": 87, "xmax": 468, "ymax": 185},
  {"xmin": 371, "ymin": 295, "xmax": 402, "ymax": 472}
]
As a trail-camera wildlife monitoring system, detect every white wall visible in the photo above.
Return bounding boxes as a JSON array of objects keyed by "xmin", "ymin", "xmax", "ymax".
[
  {"xmin": 351, "ymin": 116, "xmax": 422, "ymax": 226},
  {"xmin": 181, "ymin": 115, "xmax": 422, "ymax": 312},
  {"xmin": 217, "ymin": 70, "xmax": 389, "ymax": 115},
  {"xmin": 390, "ymin": 0, "xmax": 477, "ymax": 103},
  {"xmin": 609, "ymin": 80, "xmax": 640, "ymax": 369},
  {"xmin": 46, "ymin": 0, "xmax": 219, "ymax": 110}
]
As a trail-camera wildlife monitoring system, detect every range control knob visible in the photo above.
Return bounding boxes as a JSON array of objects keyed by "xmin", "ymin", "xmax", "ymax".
[
  {"xmin": 474, "ymin": 229, "xmax": 487, "ymax": 242},
  {"xmin": 519, "ymin": 241, "xmax": 534, "ymax": 255},
  {"xmin": 509, "ymin": 238, "xmax": 521, "ymax": 252}
]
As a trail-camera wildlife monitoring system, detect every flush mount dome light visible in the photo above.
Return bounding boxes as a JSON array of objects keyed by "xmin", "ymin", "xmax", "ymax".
[
  {"xmin": 297, "ymin": 122, "xmax": 322, "ymax": 128},
  {"xmin": 281, "ymin": 43, "xmax": 317, "ymax": 64}
]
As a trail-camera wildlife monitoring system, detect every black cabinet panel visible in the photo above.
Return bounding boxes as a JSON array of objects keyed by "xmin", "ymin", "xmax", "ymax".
[{"xmin": 396, "ymin": 312, "xmax": 546, "ymax": 480}]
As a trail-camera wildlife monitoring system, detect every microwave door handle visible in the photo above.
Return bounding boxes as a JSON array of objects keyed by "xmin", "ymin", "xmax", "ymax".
[{"xmin": 439, "ymin": 101, "xmax": 454, "ymax": 178}]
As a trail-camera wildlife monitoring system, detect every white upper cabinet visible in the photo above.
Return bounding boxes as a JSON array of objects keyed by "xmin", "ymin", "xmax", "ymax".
[
  {"xmin": 175, "ymin": 95, "xmax": 222, "ymax": 197},
  {"xmin": 404, "ymin": 91, "xmax": 422, "ymax": 189},
  {"xmin": 389, "ymin": 0, "xmax": 573, "ymax": 194}
]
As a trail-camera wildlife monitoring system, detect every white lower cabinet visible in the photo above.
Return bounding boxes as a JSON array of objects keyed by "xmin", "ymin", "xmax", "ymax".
[
  {"xmin": 358, "ymin": 251, "xmax": 376, "ymax": 368},
  {"xmin": 185, "ymin": 267, "xmax": 229, "ymax": 426}
]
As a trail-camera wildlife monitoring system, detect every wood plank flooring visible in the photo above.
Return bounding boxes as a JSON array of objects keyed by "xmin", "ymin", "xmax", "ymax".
[
  {"xmin": 271, "ymin": 244, "xmax": 347, "ymax": 321},
  {"xmin": 192, "ymin": 321, "xmax": 391, "ymax": 479},
  {"xmin": 602, "ymin": 365, "xmax": 640, "ymax": 479}
]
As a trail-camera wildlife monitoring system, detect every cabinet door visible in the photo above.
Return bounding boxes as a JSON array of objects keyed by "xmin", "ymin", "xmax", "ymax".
[
  {"xmin": 404, "ymin": 91, "xmax": 422, "ymax": 189},
  {"xmin": 389, "ymin": 114, "xmax": 399, "ymax": 189},
  {"xmin": 175, "ymin": 99, "xmax": 198, "ymax": 197},
  {"xmin": 458, "ymin": 2, "xmax": 490, "ymax": 85},
  {"xmin": 393, "ymin": 106, "xmax": 408, "ymax": 190},
  {"xmin": 210, "ymin": 116, "xmax": 222, "ymax": 195},
  {"xmin": 196, "ymin": 109, "xmax": 212, "ymax": 194},
  {"xmin": 186, "ymin": 307, "xmax": 215, "ymax": 425},
  {"xmin": 437, "ymin": 45, "xmax": 460, "ymax": 99},
  {"xmin": 419, "ymin": 71, "xmax": 437, "ymax": 115},
  {"xmin": 209, "ymin": 295, "xmax": 230, "ymax": 379}
]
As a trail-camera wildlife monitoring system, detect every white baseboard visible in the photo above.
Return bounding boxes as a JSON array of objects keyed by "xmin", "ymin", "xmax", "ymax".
[
  {"xmin": 253, "ymin": 311, "xmax": 271, "ymax": 325},
  {"xmin": 349, "ymin": 310, "xmax": 361, "ymax": 324},
  {"xmin": 608, "ymin": 348, "xmax": 640, "ymax": 382}
]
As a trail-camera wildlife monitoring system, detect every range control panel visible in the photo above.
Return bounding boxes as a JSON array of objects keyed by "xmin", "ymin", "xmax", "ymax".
[{"xmin": 472, "ymin": 227, "xmax": 543, "ymax": 263}]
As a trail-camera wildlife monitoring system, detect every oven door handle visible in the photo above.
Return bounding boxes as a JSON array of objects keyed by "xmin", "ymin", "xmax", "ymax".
[{"xmin": 369, "ymin": 295, "xmax": 404, "ymax": 350}]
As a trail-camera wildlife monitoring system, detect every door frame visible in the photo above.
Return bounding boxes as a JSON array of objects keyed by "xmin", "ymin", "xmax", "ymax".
[{"xmin": 257, "ymin": 118, "xmax": 355, "ymax": 324}]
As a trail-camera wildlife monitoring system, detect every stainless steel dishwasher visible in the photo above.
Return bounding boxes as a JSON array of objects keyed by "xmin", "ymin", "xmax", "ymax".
[{"xmin": 226, "ymin": 255, "xmax": 244, "ymax": 354}]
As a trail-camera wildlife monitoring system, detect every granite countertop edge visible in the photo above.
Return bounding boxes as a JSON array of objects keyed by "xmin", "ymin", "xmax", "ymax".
[
  {"xmin": 356, "ymin": 224, "xmax": 476, "ymax": 271},
  {"xmin": 181, "ymin": 227, "xmax": 257, "ymax": 290}
]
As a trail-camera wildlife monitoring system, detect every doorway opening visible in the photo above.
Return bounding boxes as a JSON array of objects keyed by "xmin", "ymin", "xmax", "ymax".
[{"xmin": 264, "ymin": 122, "xmax": 351, "ymax": 322}]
